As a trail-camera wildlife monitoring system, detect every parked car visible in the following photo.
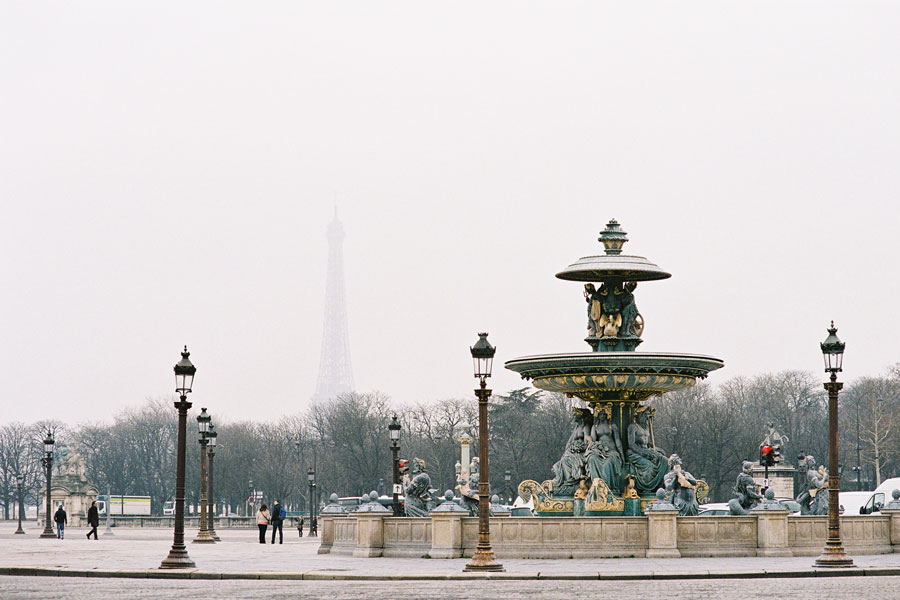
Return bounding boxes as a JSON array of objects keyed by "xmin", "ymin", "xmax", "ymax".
[{"xmin": 698, "ymin": 502, "xmax": 730, "ymax": 516}]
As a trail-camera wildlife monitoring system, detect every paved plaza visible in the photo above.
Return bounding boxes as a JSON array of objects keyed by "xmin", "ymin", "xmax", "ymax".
[{"xmin": 2, "ymin": 523, "xmax": 900, "ymax": 598}]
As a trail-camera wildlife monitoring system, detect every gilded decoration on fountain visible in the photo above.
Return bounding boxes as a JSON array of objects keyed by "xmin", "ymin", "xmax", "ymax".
[{"xmin": 505, "ymin": 220, "xmax": 724, "ymax": 515}]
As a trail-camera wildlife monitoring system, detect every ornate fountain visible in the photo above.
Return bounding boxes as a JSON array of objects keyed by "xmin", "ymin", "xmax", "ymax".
[{"xmin": 505, "ymin": 220, "xmax": 724, "ymax": 515}]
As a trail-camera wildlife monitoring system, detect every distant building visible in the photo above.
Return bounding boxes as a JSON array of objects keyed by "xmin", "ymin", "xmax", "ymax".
[{"xmin": 312, "ymin": 210, "xmax": 355, "ymax": 403}]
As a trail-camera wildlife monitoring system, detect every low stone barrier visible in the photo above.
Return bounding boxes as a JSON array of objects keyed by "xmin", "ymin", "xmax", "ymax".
[
  {"xmin": 100, "ymin": 516, "xmax": 256, "ymax": 528},
  {"xmin": 319, "ymin": 508, "xmax": 900, "ymax": 559}
]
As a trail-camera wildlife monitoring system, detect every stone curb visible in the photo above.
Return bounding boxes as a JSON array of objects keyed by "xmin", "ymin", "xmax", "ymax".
[{"xmin": 2, "ymin": 566, "xmax": 899, "ymax": 581}]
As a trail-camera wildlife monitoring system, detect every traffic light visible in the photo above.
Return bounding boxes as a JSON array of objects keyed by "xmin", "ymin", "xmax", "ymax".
[
  {"xmin": 760, "ymin": 445, "xmax": 775, "ymax": 467},
  {"xmin": 772, "ymin": 446, "xmax": 782, "ymax": 464}
]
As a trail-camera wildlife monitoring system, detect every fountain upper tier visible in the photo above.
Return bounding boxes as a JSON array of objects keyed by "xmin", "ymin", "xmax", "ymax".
[
  {"xmin": 505, "ymin": 352, "xmax": 724, "ymax": 402},
  {"xmin": 506, "ymin": 219, "xmax": 724, "ymax": 398},
  {"xmin": 556, "ymin": 218, "xmax": 670, "ymax": 282}
]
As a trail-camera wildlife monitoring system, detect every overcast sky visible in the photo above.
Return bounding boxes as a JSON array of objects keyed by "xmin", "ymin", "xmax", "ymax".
[{"xmin": 2, "ymin": 2, "xmax": 898, "ymax": 426}]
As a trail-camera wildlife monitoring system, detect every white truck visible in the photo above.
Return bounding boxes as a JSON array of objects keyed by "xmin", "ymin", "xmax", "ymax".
[
  {"xmin": 97, "ymin": 495, "xmax": 152, "ymax": 516},
  {"xmin": 839, "ymin": 477, "xmax": 900, "ymax": 515}
]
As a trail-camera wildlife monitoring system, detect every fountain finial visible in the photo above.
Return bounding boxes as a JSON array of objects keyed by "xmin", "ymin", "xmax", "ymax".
[{"xmin": 599, "ymin": 219, "xmax": 628, "ymax": 255}]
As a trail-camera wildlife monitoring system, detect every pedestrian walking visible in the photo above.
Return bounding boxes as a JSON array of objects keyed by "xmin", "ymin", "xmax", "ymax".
[
  {"xmin": 86, "ymin": 500, "xmax": 99, "ymax": 540},
  {"xmin": 270, "ymin": 499, "xmax": 285, "ymax": 544},
  {"xmin": 310, "ymin": 516, "xmax": 317, "ymax": 537},
  {"xmin": 297, "ymin": 515, "xmax": 304, "ymax": 537},
  {"xmin": 53, "ymin": 504, "xmax": 67, "ymax": 539},
  {"xmin": 256, "ymin": 503, "xmax": 270, "ymax": 544}
]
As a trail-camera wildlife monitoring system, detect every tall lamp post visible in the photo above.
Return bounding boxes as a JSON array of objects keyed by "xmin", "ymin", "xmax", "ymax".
[
  {"xmin": 15, "ymin": 474, "xmax": 25, "ymax": 534},
  {"xmin": 248, "ymin": 479, "xmax": 253, "ymax": 518},
  {"xmin": 389, "ymin": 416, "xmax": 401, "ymax": 516},
  {"xmin": 160, "ymin": 346, "xmax": 197, "ymax": 568},
  {"xmin": 39, "ymin": 430, "xmax": 56, "ymax": 539},
  {"xmin": 193, "ymin": 408, "xmax": 214, "ymax": 544},
  {"xmin": 307, "ymin": 467, "xmax": 316, "ymax": 535},
  {"xmin": 814, "ymin": 322, "xmax": 854, "ymax": 568},
  {"xmin": 504, "ymin": 469, "xmax": 512, "ymax": 504},
  {"xmin": 206, "ymin": 424, "xmax": 219, "ymax": 541},
  {"xmin": 854, "ymin": 401, "xmax": 863, "ymax": 491},
  {"xmin": 294, "ymin": 439, "xmax": 302, "ymax": 514},
  {"xmin": 464, "ymin": 332, "xmax": 504, "ymax": 572}
]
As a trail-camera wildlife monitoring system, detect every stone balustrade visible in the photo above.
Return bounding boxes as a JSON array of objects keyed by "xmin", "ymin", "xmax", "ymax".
[{"xmin": 319, "ymin": 510, "xmax": 900, "ymax": 559}]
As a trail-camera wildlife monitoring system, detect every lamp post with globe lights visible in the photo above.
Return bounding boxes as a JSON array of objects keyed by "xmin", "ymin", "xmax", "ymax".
[
  {"xmin": 160, "ymin": 346, "xmax": 197, "ymax": 568},
  {"xmin": 464, "ymin": 333, "xmax": 504, "ymax": 572},
  {"xmin": 389, "ymin": 416, "xmax": 401, "ymax": 516},
  {"xmin": 814, "ymin": 322, "xmax": 854, "ymax": 568},
  {"xmin": 206, "ymin": 423, "xmax": 219, "ymax": 541},
  {"xmin": 15, "ymin": 474, "xmax": 25, "ymax": 535},
  {"xmin": 193, "ymin": 407, "xmax": 214, "ymax": 544},
  {"xmin": 39, "ymin": 431, "xmax": 56, "ymax": 539}
]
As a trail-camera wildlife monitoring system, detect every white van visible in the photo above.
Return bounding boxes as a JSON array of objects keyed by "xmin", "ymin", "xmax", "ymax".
[{"xmin": 840, "ymin": 477, "xmax": 900, "ymax": 515}]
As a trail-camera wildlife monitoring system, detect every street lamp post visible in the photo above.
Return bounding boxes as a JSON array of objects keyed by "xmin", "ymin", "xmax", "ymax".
[
  {"xmin": 193, "ymin": 408, "xmax": 214, "ymax": 544},
  {"xmin": 504, "ymin": 469, "xmax": 512, "ymax": 505},
  {"xmin": 39, "ymin": 430, "xmax": 55, "ymax": 539},
  {"xmin": 294, "ymin": 439, "xmax": 302, "ymax": 515},
  {"xmin": 389, "ymin": 416, "xmax": 401, "ymax": 516},
  {"xmin": 814, "ymin": 322, "xmax": 854, "ymax": 568},
  {"xmin": 248, "ymin": 479, "xmax": 253, "ymax": 518},
  {"xmin": 15, "ymin": 474, "xmax": 25, "ymax": 534},
  {"xmin": 855, "ymin": 401, "xmax": 862, "ymax": 491},
  {"xmin": 206, "ymin": 424, "xmax": 220, "ymax": 541},
  {"xmin": 103, "ymin": 484, "xmax": 114, "ymax": 536},
  {"xmin": 307, "ymin": 467, "xmax": 316, "ymax": 536},
  {"xmin": 464, "ymin": 332, "xmax": 504, "ymax": 572},
  {"xmin": 160, "ymin": 346, "xmax": 197, "ymax": 568}
]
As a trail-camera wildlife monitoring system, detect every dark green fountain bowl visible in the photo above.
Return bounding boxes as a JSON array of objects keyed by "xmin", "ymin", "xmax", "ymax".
[{"xmin": 505, "ymin": 352, "xmax": 724, "ymax": 402}]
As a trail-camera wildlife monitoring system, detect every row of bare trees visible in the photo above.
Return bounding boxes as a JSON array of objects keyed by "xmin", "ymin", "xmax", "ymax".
[{"xmin": 1, "ymin": 366, "xmax": 898, "ymax": 516}]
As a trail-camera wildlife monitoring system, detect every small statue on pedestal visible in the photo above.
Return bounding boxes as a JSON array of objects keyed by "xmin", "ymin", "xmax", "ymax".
[
  {"xmin": 728, "ymin": 460, "xmax": 764, "ymax": 515},
  {"xmin": 663, "ymin": 454, "xmax": 699, "ymax": 516}
]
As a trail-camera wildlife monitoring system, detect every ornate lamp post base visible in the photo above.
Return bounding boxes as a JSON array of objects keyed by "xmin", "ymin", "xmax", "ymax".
[
  {"xmin": 39, "ymin": 528, "xmax": 57, "ymax": 539},
  {"xmin": 192, "ymin": 531, "xmax": 216, "ymax": 543},
  {"xmin": 814, "ymin": 546, "xmax": 855, "ymax": 568},
  {"xmin": 464, "ymin": 549, "xmax": 505, "ymax": 572},
  {"xmin": 160, "ymin": 547, "xmax": 196, "ymax": 569}
]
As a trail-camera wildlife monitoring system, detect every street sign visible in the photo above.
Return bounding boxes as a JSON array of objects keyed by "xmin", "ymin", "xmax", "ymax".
[
  {"xmin": 392, "ymin": 483, "xmax": 402, "ymax": 495},
  {"xmin": 248, "ymin": 496, "xmax": 255, "ymax": 504}
]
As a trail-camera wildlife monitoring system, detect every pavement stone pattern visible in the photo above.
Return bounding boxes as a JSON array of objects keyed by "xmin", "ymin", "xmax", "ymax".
[
  {"xmin": 3, "ymin": 576, "xmax": 900, "ymax": 600},
  {"xmin": 2, "ymin": 522, "xmax": 900, "ymax": 598}
]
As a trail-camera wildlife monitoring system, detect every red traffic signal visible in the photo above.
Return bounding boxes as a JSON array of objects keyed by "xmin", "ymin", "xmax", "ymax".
[{"xmin": 760, "ymin": 445, "xmax": 775, "ymax": 467}]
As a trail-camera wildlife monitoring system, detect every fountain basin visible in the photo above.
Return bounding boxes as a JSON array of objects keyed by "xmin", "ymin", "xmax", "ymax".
[{"xmin": 505, "ymin": 352, "xmax": 724, "ymax": 402}]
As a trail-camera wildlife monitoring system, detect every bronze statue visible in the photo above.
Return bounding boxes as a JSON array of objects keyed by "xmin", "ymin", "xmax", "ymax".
[
  {"xmin": 403, "ymin": 458, "xmax": 432, "ymax": 517},
  {"xmin": 457, "ymin": 456, "xmax": 480, "ymax": 516},
  {"xmin": 728, "ymin": 460, "xmax": 763, "ymax": 515},
  {"xmin": 586, "ymin": 403, "xmax": 624, "ymax": 494},
  {"xmin": 585, "ymin": 280, "xmax": 643, "ymax": 339},
  {"xmin": 663, "ymin": 454, "xmax": 699, "ymax": 516},
  {"xmin": 625, "ymin": 406, "xmax": 667, "ymax": 495},
  {"xmin": 796, "ymin": 455, "xmax": 828, "ymax": 515},
  {"xmin": 573, "ymin": 479, "xmax": 589, "ymax": 516},
  {"xmin": 551, "ymin": 438, "xmax": 587, "ymax": 497}
]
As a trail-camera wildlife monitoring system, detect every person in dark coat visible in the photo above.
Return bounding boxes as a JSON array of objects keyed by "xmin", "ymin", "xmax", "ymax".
[
  {"xmin": 297, "ymin": 515, "xmax": 304, "ymax": 537},
  {"xmin": 86, "ymin": 500, "xmax": 100, "ymax": 539},
  {"xmin": 53, "ymin": 505, "xmax": 67, "ymax": 539},
  {"xmin": 270, "ymin": 499, "xmax": 284, "ymax": 544}
]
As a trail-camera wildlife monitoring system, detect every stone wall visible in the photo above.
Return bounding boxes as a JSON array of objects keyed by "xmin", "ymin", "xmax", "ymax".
[
  {"xmin": 320, "ymin": 509, "xmax": 900, "ymax": 559},
  {"xmin": 478, "ymin": 517, "xmax": 647, "ymax": 558},
  {"xmin": 787, "ymin": 515, "xmax": 892, "ymax": 556},
  {"xmin": 383, "ymin": 517, "xmax": 432, "ymax": 557},
  {"xmin": 676, "ymin": 517, "xmax": 757, "ymax": 557}
]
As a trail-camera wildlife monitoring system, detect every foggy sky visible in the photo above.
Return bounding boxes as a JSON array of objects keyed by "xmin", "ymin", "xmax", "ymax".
[{"xmin": 2, "ymin": 2, "xmax": 899, "ymax": 425}]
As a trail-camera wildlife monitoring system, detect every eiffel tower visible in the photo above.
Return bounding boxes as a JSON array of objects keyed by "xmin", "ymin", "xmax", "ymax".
[{"xmin": 312, "ymin": 210, "xmax": 355, "ymax": 402}]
